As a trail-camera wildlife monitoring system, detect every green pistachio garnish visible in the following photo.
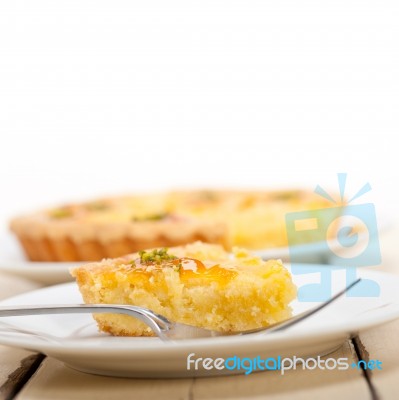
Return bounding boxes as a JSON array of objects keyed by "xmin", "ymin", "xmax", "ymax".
[
  {"xmin": 272, "ymin": 190, "xmax": 300, "ymax": 201},
  {"xmin": 86, "ymin": 202, "xmax": 109, "ymax": 211},
  {"xmin": 131, "ymin": 212, "xmax": 169, "ymax": 222},
  {"xmin": 138, "ymin": 248, "xmax": 177, "ymax": 264},
  {"xmin": 49, "ymin": 208, "xmax": 72, "ymax": 219}
]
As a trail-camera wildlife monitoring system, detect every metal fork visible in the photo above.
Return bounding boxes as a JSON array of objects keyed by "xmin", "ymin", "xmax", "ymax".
[{"xmin": 0, "ymin": 279, "xmax": 361, "ymax": 340}]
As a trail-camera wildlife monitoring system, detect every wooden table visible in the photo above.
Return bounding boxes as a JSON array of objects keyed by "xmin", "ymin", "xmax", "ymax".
[{"xmin": 0, "ymin": 227, "xmax": 398, "ymax": 400}]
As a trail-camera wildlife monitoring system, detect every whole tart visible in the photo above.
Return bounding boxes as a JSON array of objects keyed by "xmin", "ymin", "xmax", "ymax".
[
  {"xmin": 10, "ymin": 189, "xmax": 339, "ymax": 262},
  {"xmin": 70, "ymin": 242, "xmax": 297, "ymax": 336}
]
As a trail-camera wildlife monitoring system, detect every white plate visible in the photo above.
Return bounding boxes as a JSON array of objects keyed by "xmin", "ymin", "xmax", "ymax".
[
  {"xmin": 0, "ymin": 235, "xmax": 84, "ymax": 285},
  {"xmin": 0, "ymin": 267, "xmax": 398, "ymax": 378}
]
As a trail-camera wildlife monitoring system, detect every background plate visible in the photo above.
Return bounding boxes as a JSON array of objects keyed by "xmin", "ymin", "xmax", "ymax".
[{"xmin": 0, "ymin": 224, "xmax": 386, "ymax": 285}]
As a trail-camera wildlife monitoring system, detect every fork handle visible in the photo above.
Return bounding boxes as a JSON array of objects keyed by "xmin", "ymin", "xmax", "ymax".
[{"xmin": 0, "ymin": 304, "xmax": 170, "ymax": 336}]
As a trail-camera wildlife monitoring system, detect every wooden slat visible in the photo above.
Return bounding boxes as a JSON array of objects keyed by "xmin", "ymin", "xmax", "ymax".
[
  {"xmin": 0, "ymin": 351, "xmax": 44, "ymax": 400},
  {"xmin": 356, "ymin": 317, "xmax": 399, "ymax": 399},
  {"xmin": 16, "ymin": 357, "xmax": 193, "ymax": 400},
  {"xmin": 0, "ymin": 274, "xmax": 41, "ymax": 301},
  {"xmin": 16, "ymin": 340, "xmax": 369, "ymax": 400},
  {"xmin": 0, "ymin": 274, "xmax": 44, "ymax": 400},
  {"xmin": 355, "ymin": 225, "xmax": 399, "ymax": 399}
]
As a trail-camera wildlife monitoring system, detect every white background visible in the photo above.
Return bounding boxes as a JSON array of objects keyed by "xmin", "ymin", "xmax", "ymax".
[{"xmin": 1, "ymin": 1, "xmax": 398, "ymax": 233}]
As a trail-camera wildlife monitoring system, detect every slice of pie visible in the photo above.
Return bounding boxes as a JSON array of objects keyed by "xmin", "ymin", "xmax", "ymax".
[{"xmin": 70, "ymin": 242, "xmax": 297, "ymax": 336}]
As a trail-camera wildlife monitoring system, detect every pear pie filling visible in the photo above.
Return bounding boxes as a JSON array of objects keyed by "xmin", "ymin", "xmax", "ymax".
[{"xmin": 71, "ymin": 242, "xmax": 297, "ymax": 336}]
